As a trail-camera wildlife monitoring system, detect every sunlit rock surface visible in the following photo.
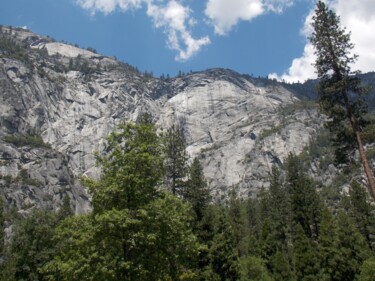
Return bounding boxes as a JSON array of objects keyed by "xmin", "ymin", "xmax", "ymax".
[{"xmin": 0, "ymin": 27, "xmax": 324, "ymax": 211}]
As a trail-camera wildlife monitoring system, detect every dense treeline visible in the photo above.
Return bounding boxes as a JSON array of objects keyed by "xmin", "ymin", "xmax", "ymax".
[{"xmin": 1, "ymin": 116, "xmax": 375, "ymax": 281}]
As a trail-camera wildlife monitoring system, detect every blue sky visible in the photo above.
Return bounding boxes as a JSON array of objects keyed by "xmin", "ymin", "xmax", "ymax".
[{"xmin": 1, "ymin": 0, "xmax": 375, "ymax": 82}]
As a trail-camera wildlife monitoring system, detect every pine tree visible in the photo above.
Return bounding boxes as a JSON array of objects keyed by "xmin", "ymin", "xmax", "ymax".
[
  {"xmin": 270, "ymin": 251, "xmax": 294, "ymax": 281},
  {"xmin": 310, "ymin": 1, "xmax": 375, "ymax": 199},
  {"xmin": 293, "ymin": 223, "xmax": 320, "ymax": 281},
  {"xmin": 209, "ymin": 210, "xmax": 240, "ymax": 281},
  {"xmin": 245, "ymin": 197, "xmax": 262, "ymax": 255},
  {"xmin": 317, "ymin": 207, "xmax": 343, "ymax": 281},
  {"xmin": 185, "ymin": 157, "xmax": 210, "ymax": 223},
  {"xmin": 239, "ymin": 255, "xmax": 273, "ymax": 281},
  {"xmin": 335, "ymin": 211, "xmax": 372, "ymax": 281},
  {"xmin": 268, "ymin": 166, "xmax": 292, "ymax": 251},
  {"xmin": 164, "ymin": 124, "xmax": 189, "ymax": 196},
  {"xmin": 285, "ymin": 154, "xmax": 322, "ymax": 240},
  {"xmin": 346, "ymin": 181, "xmax": 375, "ymax": 250},
  {"xmin": 228, "ymin": 189, "xmax": 248, "ymax": 257}
]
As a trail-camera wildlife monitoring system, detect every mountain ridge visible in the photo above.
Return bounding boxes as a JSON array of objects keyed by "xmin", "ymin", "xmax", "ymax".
[{"xmin": 0, "ymin": 26, "xmax": 367, "ymax": 212}]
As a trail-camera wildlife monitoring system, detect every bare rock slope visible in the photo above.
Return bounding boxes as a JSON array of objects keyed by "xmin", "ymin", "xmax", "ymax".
[{"xmin": 0, "ymin": 27, "xmax": 323, "ymax": 211}]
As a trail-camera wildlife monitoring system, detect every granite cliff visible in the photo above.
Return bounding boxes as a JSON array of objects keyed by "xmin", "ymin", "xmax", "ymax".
[{"xmin": 0, "ymin": 26, "xmax": 326, "ymax": 212}]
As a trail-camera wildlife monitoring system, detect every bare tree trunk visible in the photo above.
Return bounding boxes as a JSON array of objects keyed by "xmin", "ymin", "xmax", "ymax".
[
  {"xmin": 343, "ymin": 92, "xmax": 375, "ymax": 201},
  {"xmin": 355, "ymin": 130, "xmax": 375, "ymax": 200}
]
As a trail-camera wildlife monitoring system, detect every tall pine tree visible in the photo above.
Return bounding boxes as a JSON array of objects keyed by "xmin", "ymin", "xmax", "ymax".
[{"xmin": 310, "ymin": 1, "xmax": 375, "ymax": 199}]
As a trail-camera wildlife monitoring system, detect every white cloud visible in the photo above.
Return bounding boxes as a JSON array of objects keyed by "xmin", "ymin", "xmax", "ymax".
[
  {"xmin": 147, "ymin": 0, "xmax": 211, "ymax": 61},
  {"xmin": 269, "ymin": 7, "xmax": 316, "ymax": 83},
  {"xmin": 205, "ymin": 0, "xmax": 264, "ymax": 35},
  {"xmin": 265, "ymin": 0, "xmax": 294, "ymax": 13},
  {"xmin": 75, "ymin": 0, "xmax": 142, "ymax": 15},
  {"xmin": 204, "ymin": 0, "xmax": 294, "ymax": 35},
  {"xmin": 270, "ymin": 0, "xmax": 375, "ymax": 83},
  {"xmin": 75, "ymin": 0, "xmax": 210, "ymax": 60},
  {"xmin": 269, "ymin": 43, "xmax": 316, "ymax": 83},
  {"xmin": 333, "ymin": 0, "xmax": 375, "ymax": 74}
]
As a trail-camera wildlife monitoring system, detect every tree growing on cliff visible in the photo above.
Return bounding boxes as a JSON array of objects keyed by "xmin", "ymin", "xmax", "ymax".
[{"xmin": 310, "ymin": 1, "xmax": 375, "ymax": 200}]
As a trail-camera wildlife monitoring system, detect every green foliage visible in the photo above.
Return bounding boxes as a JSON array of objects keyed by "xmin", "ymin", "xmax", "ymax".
[
  {"xmin": 43, "ymin": 119, "xmax": 200, "ymax": 280},
  {"xmin": 86, "ymin": 117, "xmax": 164, "ymax": 212},
  {"xmin": 300, "ymin": 128, "xmax": 335, "ymax": 171},
  {"xmin": 3, "ymin": 133, "xmax": 51, "ymax": 149},
  {"xmin": 292, "ymin": 224, "xmax": 319, "ymax": 281},
  {"xmin": 310, "ymin": 1, "xmax": 370, "ymax": 165},
  {"xmin": 239, "ymin": 256, "xmax": 273, "ymax": 281},
  {"xmin": 6, "ymin": 208, "xmax": 61, "ymax": 281},
  {"xmin": 317, "ymin": 207, "xmax": 343, "ymax": 281},
  {"xmin": 345, "ymin": 181, "xmax": 375, "ymax": 250},
  {"xmin": 164, "ymin": 124, "xmax": 189, "ymax": 196},
  {"xmin": 285, "ymin": 154, "xmax": 322, "ymax": 239},
  {"xmin": 228, "ymin": 190, "xmax": 248, "ymax": 257},
  {"xmin": 57, "ymin": 195, "xmax": 74, "ymax": 220},
  {"xmin": 185, "ymin": 157, "xmax": 211, "ymax": 223},
  {"xmin": 269, "ymin": 251, "xmax": 294, "ymax": 281},
  {"xmin": 258, "ymin": 125, "xmax": 282, "ymax": 140},
  {"xmin": 358, "ymin": 257, "xmax": 375, "ymax": 281},
  {"xmin": 334, "ymin": 211, "xmax": 372, "ymax": 281},
  {"xmin": 44, "ymin": 193, "xmax": 199, "ymax": 281},
  {"xmin": 16, "ymin": 169, "xmax": 43, "ymax": 187},
  {"xmin": 286, "ymin": 155, "xmax": 321, "ymax": 238},
  {"xmin": 267, "ymin": 167, "xmax": 292, "ymax": 248},
  {"xmin": 0, "ymin": 31, "xmax": 27, "ymax": 61},
  {"xmin": 41, "ymin": 214, "xmax": 96, "ymax": 280},
  {"xmin": 209, "ymin": 210, "xmax": 240, "ymax": 281}
]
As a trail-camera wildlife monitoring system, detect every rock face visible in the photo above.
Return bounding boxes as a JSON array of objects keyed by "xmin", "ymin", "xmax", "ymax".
[{"xmin": 0, "ymin": 26, "xmax": 324, "ymax": 212}]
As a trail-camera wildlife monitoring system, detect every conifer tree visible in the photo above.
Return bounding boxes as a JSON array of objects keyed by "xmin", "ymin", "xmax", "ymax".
[
  {"xmin": 228, "ymin": 189, "xmax": 248, "ymax": 257},
  {"xmin": 209, "ymin": 210, "xmax": 240, "ymax": 281},
  {"xmin": 293, "ymin": 223, "xmax": 319, "ymax": 281},
  {"xmin": 285, "ymin": 154, "xmax": 321, "ymax": 239},
  {"xmin": 270, "ymin": 251, "xmax": 294, "ymax": 281},
  {"xmin": 335, "ymin": 211, "xmax": 372, "ymax": 281},
  {"xmin": 185, "ymin": 157, "xmax": 210, "ymax": 222},
  {"xmin": 268, "ymin": 166, "xmax": 291, "ymax": 250},
  {"xmin": 239, "ymin": 255, "xmax": 273, "ymax": 281},
  {"xmin": 165, "ymin": 124, "xmax": 188, "ymax": 196},
  {"xmin": 346, "ymin": 181, "xmax": 375, "ymax": 250},
  {"xmin": 310, "ymin": 1, "xmax": 375, "ymax": 200},
  {"xmin": 259, "ymin": 219, "xmax": 278, "ymax": 269},
  {"xmin": 318, "ymin": 207, "xmax": 343, "ymax": 281}
]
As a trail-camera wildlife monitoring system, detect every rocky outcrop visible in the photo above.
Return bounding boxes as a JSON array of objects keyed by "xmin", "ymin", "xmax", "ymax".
[{"xmin": 0, "ymin": 27, "xmax": 324, "ymax": 211}]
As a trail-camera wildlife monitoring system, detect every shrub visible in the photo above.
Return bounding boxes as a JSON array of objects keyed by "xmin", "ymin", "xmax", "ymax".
[{"xmin": 3, "ymin": 133, "xmax": 51, "ymax": 149}]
